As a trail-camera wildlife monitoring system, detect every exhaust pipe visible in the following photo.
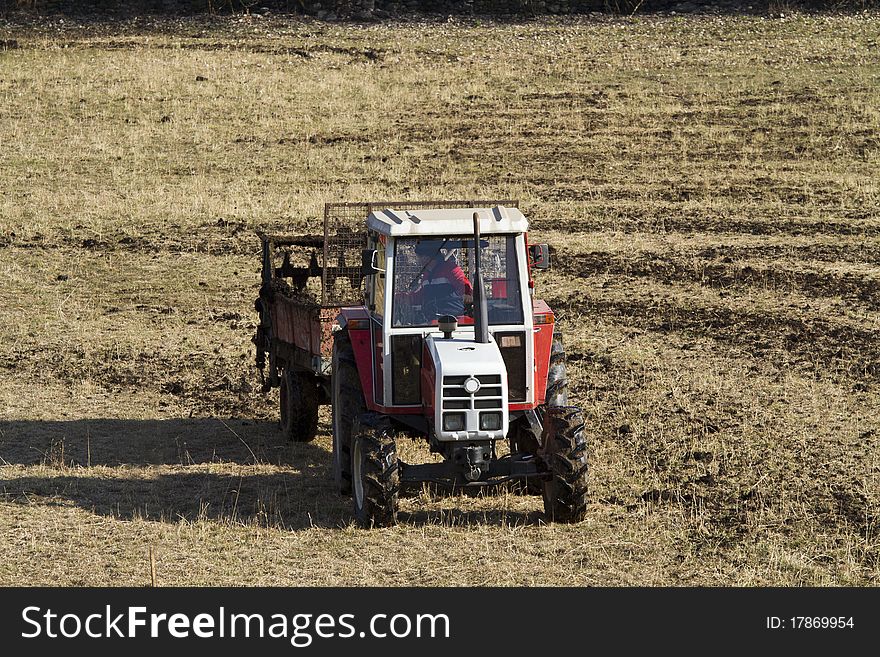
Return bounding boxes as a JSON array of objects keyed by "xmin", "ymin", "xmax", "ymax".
[{"xmin": 472, "ymin": 212, "xmax": 490, "ymax": 344}]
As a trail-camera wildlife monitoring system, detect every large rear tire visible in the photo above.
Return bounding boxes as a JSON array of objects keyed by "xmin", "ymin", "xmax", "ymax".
[
  {"xmin": 279, "ymin": 366, "xmax": 319, "ymax": 442},
  {"xmin": 351, "ymin": 412, "xmax": 399, "ymax": 528},
  {"xmin": 541, "ymin": 406, "xmax": 589, "ymax": 523},
  {"xmin": 331, "ymin": 330, "xmax": 366, "ymax": 495}
]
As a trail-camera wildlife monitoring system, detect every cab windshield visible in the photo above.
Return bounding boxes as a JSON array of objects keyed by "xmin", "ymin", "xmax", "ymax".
[{"xmin": 391, "ymin": 234, "xmax": 523, "ymax": 328}]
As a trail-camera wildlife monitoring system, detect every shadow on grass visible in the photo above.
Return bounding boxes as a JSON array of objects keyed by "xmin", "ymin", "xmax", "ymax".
[
  {"xmin": 0, "ymin": 418, "xmax": 546, "ymax": 529},
  {"xmin": 0, "ymin": 417, "xmax": 294, "ymax": 467},
  {"xmin": 0, "ymin": 469, "xmax": 544, "ymax": 530},
  {"xmin": 0, "ymin": 417, "xmax": 353, "ymax": 529}
]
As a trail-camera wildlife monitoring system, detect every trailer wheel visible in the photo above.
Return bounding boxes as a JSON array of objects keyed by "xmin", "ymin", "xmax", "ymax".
[
  {"xmin": 331, "ymin": 330, "xmax": 365, "ymax": 495},
  {"xmin": 279, "ymin": 366, "xmax": 319, "ymax": 442},
  {"xmin": 541, "ymin": 406, "xmax": 588, "ymax": 523},
  {"xmin": 351, "ymin": 412, "xmax": 399, "ymax": 528}
]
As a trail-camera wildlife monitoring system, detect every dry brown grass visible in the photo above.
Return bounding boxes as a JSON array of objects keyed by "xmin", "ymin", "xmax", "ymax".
[{"xmin": 1, "ymin": 12, "xmax": 878, "ymax": 586}]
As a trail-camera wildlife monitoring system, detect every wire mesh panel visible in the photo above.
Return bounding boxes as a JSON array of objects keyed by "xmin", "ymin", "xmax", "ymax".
[
  {"xmin": 321, "ymin": 200, "xmax": 518, "ymax": 307},
  {"xmin": 320, "ymin": 205, "xmax": 367, "ymax": 307}
]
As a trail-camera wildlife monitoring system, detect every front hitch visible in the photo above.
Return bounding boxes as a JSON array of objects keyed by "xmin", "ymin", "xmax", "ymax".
[{"xmin": 452, "ymin": 443, "xmax": 492, "ymax": 482}]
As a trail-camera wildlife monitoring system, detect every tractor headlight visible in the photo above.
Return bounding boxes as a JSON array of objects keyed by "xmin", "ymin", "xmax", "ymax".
[
  {"xmin": 443, "ymin": 412, "xmax": 466, "ymax": 432},
  {"xmin": 479, "ymin": 412, "xmax": 502, "ymax": 431}
]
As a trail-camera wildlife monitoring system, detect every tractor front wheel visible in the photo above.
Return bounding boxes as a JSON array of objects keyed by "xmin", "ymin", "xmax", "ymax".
[
  {"xmin": 351, "ymin": 412, "xmax": 399, "ymax": 528},
  {"xmin": 280, "ymin": 366, "xmax": 319, "ymax": 442},
  {"xmin": 541, "ymin": 406, "xmax": 588, "ymax": 523}
]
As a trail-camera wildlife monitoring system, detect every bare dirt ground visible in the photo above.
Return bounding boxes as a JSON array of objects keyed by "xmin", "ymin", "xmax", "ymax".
[{"xmin": 0, "ymin": 12, "xmax": 878, "ymax": 585}]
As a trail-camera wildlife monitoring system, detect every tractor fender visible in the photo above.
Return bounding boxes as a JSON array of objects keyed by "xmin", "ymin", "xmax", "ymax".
[
  {"xmin": 532, "ymin": 298, "xmax": 556, "ymax": 406},
  {"xmin": 336, "ymin": 307, "xmax": 375, "ymax": 409}
]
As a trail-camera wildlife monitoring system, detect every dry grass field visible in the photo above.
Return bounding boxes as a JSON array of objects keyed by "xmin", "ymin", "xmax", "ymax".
[{"xmin": 0, "ymin": 11, "xmax": 878, "ymax": 586}]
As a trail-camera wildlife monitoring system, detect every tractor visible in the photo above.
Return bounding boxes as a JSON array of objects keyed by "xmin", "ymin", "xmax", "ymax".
[{"xmin": 254, "ymin": 201, "xmax": 588, "ymax": 527}]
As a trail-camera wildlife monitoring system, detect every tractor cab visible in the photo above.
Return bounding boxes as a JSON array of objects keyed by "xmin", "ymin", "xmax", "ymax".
[{"xmin": 351, "ymin": 206, "xmax": 546, "ymax": 484}]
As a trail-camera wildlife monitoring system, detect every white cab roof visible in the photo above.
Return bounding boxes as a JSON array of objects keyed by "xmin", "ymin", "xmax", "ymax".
[{"xmin": 366, "ymin": 206, "xmax": 528, "ymax": 237}]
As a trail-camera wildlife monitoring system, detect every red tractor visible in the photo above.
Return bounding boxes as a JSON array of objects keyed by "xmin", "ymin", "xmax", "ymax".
[{"xmin": 254, "ymin": 201, "xmax": 587, "ymax": 527}]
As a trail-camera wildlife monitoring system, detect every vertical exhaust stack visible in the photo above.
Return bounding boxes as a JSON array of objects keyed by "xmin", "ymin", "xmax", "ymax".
[{"xmin": 472, "ymin": 212, "xmax": 490, "ymax": 344}]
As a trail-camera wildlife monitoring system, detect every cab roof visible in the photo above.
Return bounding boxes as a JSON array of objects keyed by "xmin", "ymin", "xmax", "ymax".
[{"xmin": 366, "ymin": 206, "xmax": 528, "ymax": 238}]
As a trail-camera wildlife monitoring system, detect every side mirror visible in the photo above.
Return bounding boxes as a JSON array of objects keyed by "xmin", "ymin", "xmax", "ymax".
[
  {"xmin": 361, "ymin": 248, "xmax": 384, "ymax": 275},
  {"xmin": 529, "ymin": 244, "xmax": 551, "ymax": 270}
]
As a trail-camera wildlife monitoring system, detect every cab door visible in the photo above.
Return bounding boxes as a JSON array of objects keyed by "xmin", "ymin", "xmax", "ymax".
[{"xmin": 369, "ymin": 235, "xmax": 387, "ymax": 405}]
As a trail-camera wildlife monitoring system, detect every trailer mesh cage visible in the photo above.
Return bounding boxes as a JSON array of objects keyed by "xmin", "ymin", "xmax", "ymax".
[{"xmin": 321, "ymin": 200, "xmax": 518, "ymax": 307}]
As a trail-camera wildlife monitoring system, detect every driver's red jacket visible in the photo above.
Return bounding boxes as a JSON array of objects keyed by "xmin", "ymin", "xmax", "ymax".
[
  {"xmin": 398, "ymin": 257, "xmax": 473, "ymax": 312},
  {"xmin": 412, "ymin": 257, "xmax": 473, "ymax": 298}
]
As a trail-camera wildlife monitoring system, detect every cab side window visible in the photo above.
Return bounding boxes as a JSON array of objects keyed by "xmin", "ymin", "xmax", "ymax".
[{"xmin": 370, "ymin": 236, "xmax": 386, "ymax": 318}]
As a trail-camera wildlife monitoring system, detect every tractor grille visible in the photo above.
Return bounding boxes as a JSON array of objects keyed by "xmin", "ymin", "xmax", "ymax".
[{"xmin": 441, "ymin": 374, "xmax": 503, "ymax": 410}]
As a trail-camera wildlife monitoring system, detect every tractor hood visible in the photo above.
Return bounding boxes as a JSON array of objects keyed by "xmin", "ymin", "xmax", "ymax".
[
  {"xmin": 428, "ymin": 334, "xmax": 506, "ymax": 374},
  {"xmin": 425, "ymin": 333, "xmax": 509, "ymax": 442}
]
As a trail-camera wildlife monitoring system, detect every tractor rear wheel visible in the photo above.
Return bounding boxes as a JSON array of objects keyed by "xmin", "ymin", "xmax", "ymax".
[
  {"xmin": 351, "ymin": 412, "xmax": 399, "ymax": 528},
  {"xmin": 541, "ymin": 406, "xmax": 588, "ymax": 523},
  {"xmin": 279, "ymin": 366, "xmax": 319, "ymax": 442},
  {"xmin": 331, "ymin": 330, "xmax": 366, "ymax": 495}
]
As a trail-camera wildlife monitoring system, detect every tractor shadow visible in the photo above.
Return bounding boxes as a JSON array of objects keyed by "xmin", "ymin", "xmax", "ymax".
[
  {"xmin": 0, "ymin": 418, "xmax": 545, "ymax": 529},
  {"xmin": 0, "ymin": 469, "xmax": 354, "ymax": 530},
  {"xmin": 0, "ymin": 417, "xmax": 354, "ymax": 530},
  {"xmin": 0, "ymin": 417, "xmax": 292, "ymax": 468}
]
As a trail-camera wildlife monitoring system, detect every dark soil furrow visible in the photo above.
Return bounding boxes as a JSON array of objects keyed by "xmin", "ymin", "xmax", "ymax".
[
  {"xmin": 531, "ymin": 213, "xmax": 880, "ymax": 237},
  {"xmin": 550, "ymin": 292, "xmax": 880, "ymax": 383},
  {"xmin": 678, "ymin": 242, "xmax": 880, "ymax": 265},
  {"xmin": 5, "ymin": 215, "xmax": 879, "ymax": 253},
  {"xmin": 0, "ymin": 233, "xmax": 259, "ymax": 256},
  {"xmin": 557, "ymin": 252, "xmax": 880, "ymax": 309},
  {"xmin": 0, "ymin": 345, "xmax": 267, "ymax": 419},
  {"xmin": 56, "ymin": 39, "xmax": 387, "ymax": 61}
]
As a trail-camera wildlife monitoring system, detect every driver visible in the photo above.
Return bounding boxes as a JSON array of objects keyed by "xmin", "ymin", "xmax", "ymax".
[{"xmin": 401, "ymin": 239, "xmax": 473, "ymax": 321}]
